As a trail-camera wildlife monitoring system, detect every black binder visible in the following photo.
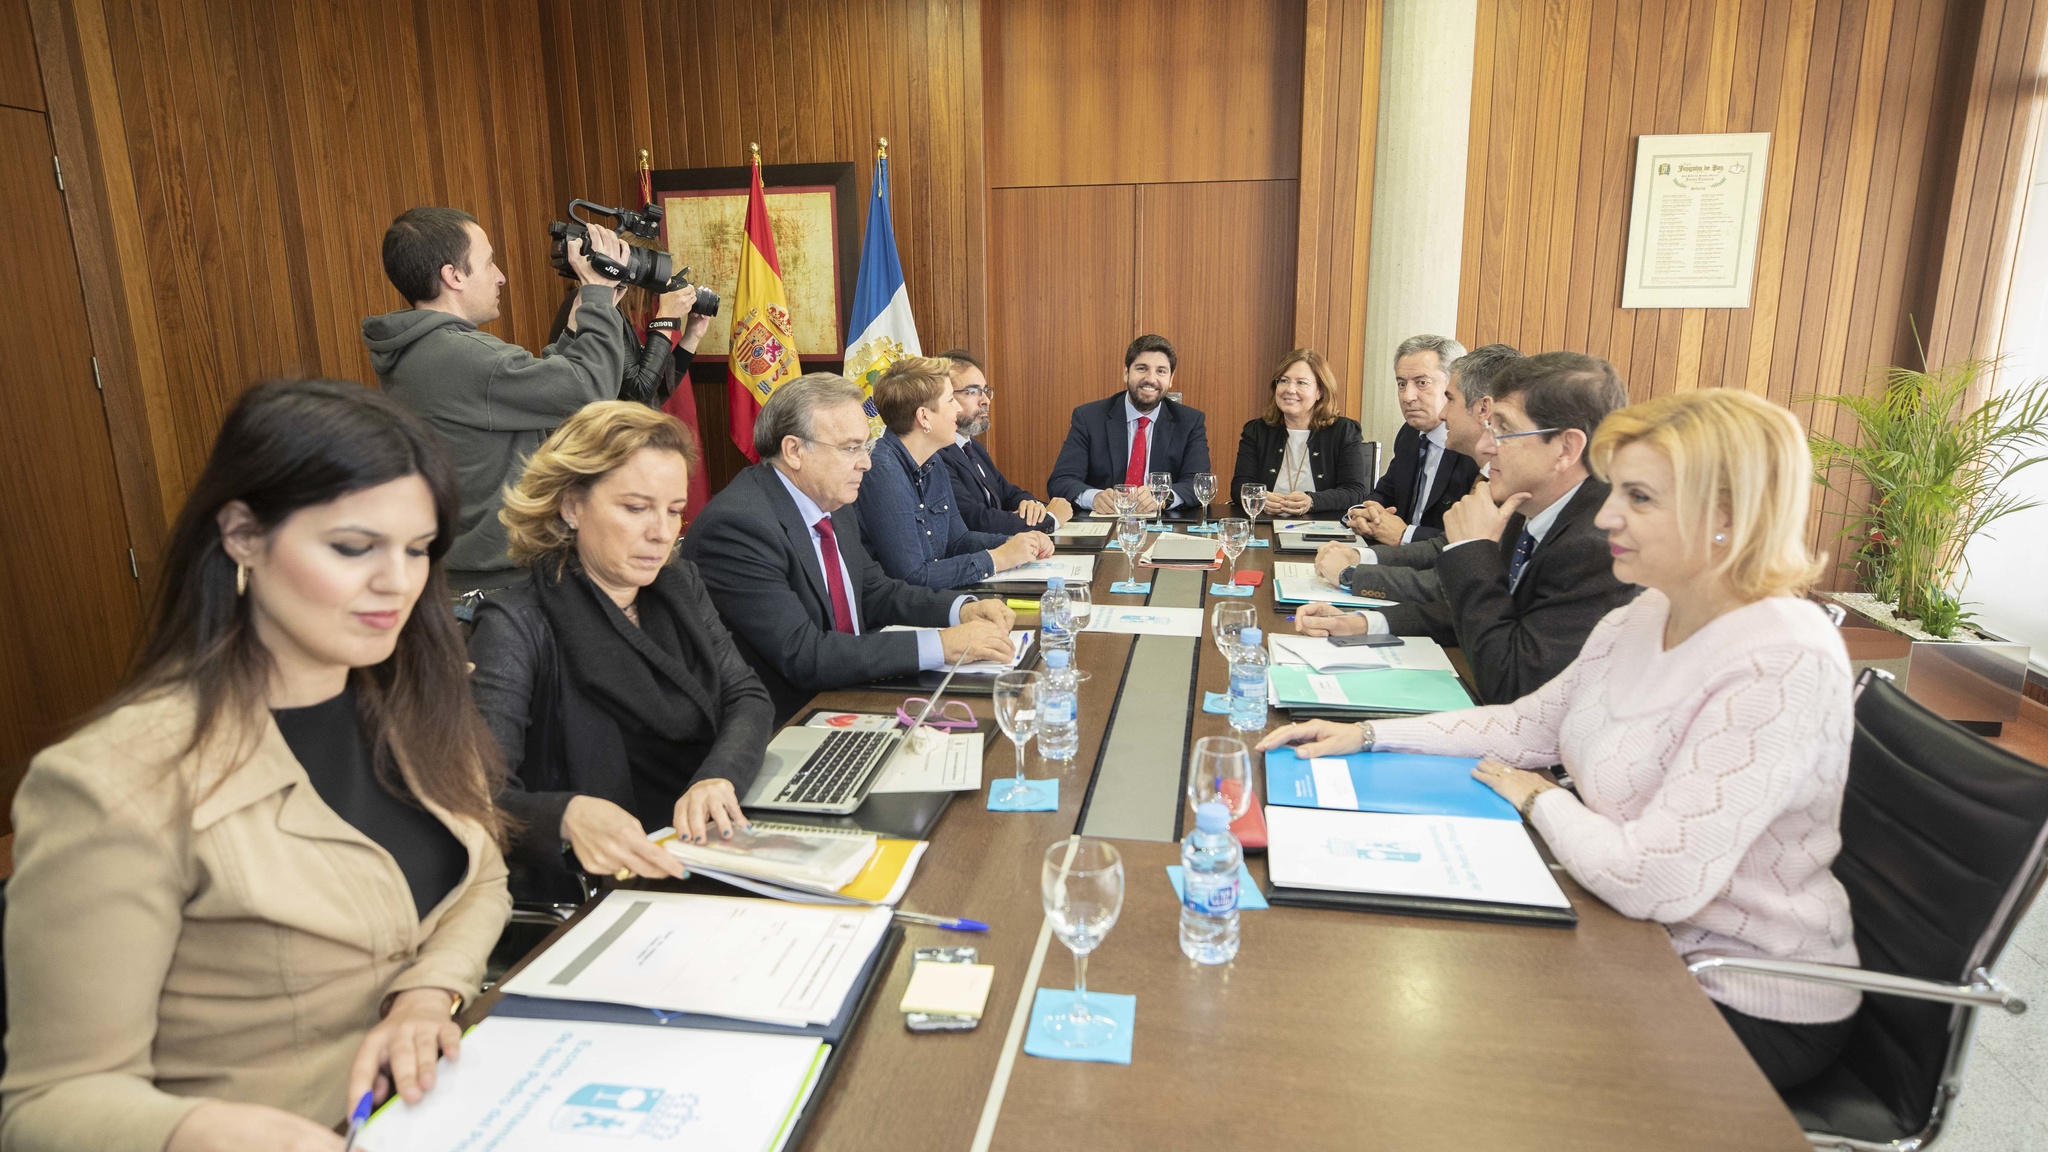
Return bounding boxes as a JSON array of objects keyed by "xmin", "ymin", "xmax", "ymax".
[{"xmin": 1266, "ymin": 885, "xmax": 1578, "ymax": 928}]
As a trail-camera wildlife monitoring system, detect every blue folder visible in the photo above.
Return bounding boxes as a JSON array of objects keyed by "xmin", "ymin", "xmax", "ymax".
[{"xmin": 1263, "ymin": 748, "xmax": 1520, "ymax": 821}]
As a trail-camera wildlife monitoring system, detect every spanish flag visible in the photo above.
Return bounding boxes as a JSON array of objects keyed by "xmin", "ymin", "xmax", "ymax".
[{"xmin": 726, "ymin": 146, "xmax": 802, "ymax": 461}]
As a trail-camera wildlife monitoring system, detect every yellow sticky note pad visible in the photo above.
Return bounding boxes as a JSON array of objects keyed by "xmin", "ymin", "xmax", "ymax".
[{"xmin": 899, "ymin": 962, "xmax": 995, "ymax": 1017}]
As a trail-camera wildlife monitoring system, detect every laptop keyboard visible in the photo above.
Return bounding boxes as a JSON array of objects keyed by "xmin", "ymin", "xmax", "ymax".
[{"xmin": 776, "ymin": 730, "xmax": 903, "ymax": 805}]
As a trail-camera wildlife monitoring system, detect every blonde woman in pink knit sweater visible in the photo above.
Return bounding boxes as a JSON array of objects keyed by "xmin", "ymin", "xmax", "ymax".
[{"xmin": 1260, "ymin": 388, "xmax": 1857, "ymax": 1091}]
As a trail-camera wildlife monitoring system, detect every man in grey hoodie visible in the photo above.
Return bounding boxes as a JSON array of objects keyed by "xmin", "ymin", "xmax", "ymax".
[{"xmin": 363, "ymin": 206, "xmax": 633, "ymax": 591}]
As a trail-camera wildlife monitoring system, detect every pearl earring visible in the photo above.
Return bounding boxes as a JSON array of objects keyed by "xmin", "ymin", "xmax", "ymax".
[{"xmin": 1713, "ymin": 533, "xmax": 1727, "ymax": 544}]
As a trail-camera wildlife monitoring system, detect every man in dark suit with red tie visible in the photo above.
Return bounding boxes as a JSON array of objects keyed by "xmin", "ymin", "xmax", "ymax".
[
  {"xmin": 1045, "ymin": 334, "xmax": 1212, "ymax": 514},
  {"xmin": 1356, "ymin": 333, "xmax": 1483, "ymax": 545},
  {"xmin": 934, "ymin": 350, "xmax": 1074, "ymax": 535}
]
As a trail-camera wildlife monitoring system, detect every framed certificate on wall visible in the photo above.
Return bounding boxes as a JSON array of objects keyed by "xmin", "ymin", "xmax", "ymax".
[{"xmin": 1621, "ymin": 133, "xmax": 1771, "ymax": 309}]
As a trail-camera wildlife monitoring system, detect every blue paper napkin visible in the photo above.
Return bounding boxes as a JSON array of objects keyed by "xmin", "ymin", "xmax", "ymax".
[
  {"xmin": 1110, "ymin": 581, "xmax": 1152, "ymax": 594},
  {"xmin": 1186, "ymin": 524, "xmax": 1221, "ymax": 534},
  {"xmin": 1202, "ymin": 690, "xmax": 1233, "ymax": 714},
  {"xmin": 1144, "ymin": 522, "xmax": 1170, "ymax": 532},
  {"xmin": 1245, "ymin": 538, "xmax": 1270, "ymax": 549},
  {"xmin": 1166, "ymin": 863, "xmax": 1269, "ymax": 910},
  {"xmin": 1023, "ymin": 989, "xmax": 1136, "ymax": 1064},
  {"xmin": 987, "ymin": 777, "xmax": 1059, "ymax": 812},
  {"xmin": 1209, "ymin": 582, "xmax": 1253, "ymax": 597}
]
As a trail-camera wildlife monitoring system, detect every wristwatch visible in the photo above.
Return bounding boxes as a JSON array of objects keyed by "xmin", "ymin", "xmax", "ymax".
[{"xmin": 1354, "ymin": 721, "xmax": 1376, "ymax": 751}]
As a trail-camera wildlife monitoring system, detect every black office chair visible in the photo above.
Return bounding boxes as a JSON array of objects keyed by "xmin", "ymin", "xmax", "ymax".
[{"xmin": 1688, "ymin": 668, "xmax": 2048, "ymax": 1151}]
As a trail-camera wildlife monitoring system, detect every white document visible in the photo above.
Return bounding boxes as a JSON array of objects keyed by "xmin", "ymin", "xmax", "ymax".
[
  {"xmin": 981, "ymin": 554, "xmax": 1096, "ymax": 585},
  {"xmin": 1052, "ymin": 520, "xmax": 1112, "ymax": 538},
  {"xmin": 1082, "ymin": 605, "xmax": 1206, "ymax": 637},
  {"xmin": 871, "ymin": 731, "xmax": 982, "ymax": 793},
  {"xmin": 1266, "ymin": 807, "xmax": 1571, "ymax": 909},
  {"xmin": 1273, "ymin": 561, "xmax": 1394, "ymax": 608},
  {"xmin": 1274, "ymin": 520, "xmax": 1350, "ymax": 532},
  {"xmin": 1268, "ymin": 634, "xmax": 1392, "ymax": 673},
  {"xmin": 501, "ymin": 891, "xmax": 894, "ymax": 1026},
  {"xmin": 881, "ymin": 627, "xmax": 1033, "ymax": 674},
  {"xmin": 360, "ymin": 1016, "xmax": 826, "ymax": 1152},
  {"xmin": 1308, "ymin": 758, "xmax": 1360, "ymax": 808},
  {"xmin": 1139, "ymin": 532, "xmax": 1223, "ymax": 565}
]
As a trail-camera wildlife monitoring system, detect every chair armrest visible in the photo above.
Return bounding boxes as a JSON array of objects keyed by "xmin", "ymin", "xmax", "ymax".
[
  {"xmin": 1687, "ymin": 954, "xmax": 2027, "ymax": 1015},
  {"xmin": 508, "ymin": 902, "xmax": 580, "ymax": 927}
]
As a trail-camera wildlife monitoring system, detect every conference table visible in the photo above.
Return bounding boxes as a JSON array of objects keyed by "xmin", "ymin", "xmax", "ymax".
[{"xmin": 470, "ymin": 517, "xmax": 1810, "ymax": 1152}]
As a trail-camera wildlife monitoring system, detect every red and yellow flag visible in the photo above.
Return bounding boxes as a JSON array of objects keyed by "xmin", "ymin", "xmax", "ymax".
[{"xmin": 726, "ymin": 147, "xmax": 802, "ymax": 461}]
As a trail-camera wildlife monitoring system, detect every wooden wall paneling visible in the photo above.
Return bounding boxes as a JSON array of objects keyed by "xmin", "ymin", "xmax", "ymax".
[
  {"xmin": 1294, "ymin": 0, "xmax": 1381, "ymax": 421},
  {"xmin": 1134, "ymin": 180, "xmax": 1300, "ymax": 469},
  {"xmin": 984, "ymin": 0, "xmax": 1306, "ymax": 189},
  {"xmin": 2, "ymin": 0, "xmax": 43, "ymax": 110},
  {"xmin": 986, "ymin": 184, "xmax": 1138, "ymax": 495}
]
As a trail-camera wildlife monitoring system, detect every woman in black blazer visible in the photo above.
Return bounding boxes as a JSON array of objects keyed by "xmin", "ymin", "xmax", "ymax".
[
  {"xmin": 468, "ymin": 402, "xmax": 774, "ymax": 904},
  {"xmin": 1231, "ymin": 348, "xmax": 1370, "ymax": 516}
]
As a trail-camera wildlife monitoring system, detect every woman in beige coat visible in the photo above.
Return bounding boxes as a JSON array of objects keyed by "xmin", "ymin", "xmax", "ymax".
[{"xmin": 1, "ymin": 380, "xmax": 514, "ymax": 1151}]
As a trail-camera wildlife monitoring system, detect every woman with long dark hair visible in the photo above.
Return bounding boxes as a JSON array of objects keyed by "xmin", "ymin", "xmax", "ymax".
[{"xmin": 1, "ymin": 380, "xmax": 512, "ymax": 1150}]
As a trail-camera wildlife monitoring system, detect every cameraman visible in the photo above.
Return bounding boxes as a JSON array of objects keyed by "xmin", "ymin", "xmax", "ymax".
[
  {"xmin": 547, "ymin": 280, "xmax": 714, "ymax": 408},
  {"xmin": 363, "ymin": 207, "xmax": 632, "ymax": 593}
]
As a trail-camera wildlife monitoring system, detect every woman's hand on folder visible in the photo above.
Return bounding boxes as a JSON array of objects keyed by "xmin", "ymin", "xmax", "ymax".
[
  {"xmin": 674, "ymin": 778, "xmax": 750, "ymax": 845},
  {"xmin": 1256, "ymin": 720, "xmax": 1366, "ymax": 758},
  {"xmin": 563, "ymin": 795, "xmax": 687, "ymax": 880},
  {"xmin": 347, "ymin": 987, "xmax": 466, "ymax": 1110}
]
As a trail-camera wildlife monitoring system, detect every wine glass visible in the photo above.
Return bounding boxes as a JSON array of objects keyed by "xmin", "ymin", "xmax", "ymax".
[
  {"xmin": 1218, "ymin": 517, "xmax": 1251, "ymax": 580},
  {"xmin": 1191, "ymin": 472, "xmax": 1218, "ymax": 530},
  {"xmin": 1040, "ymin": 837, "xmax": 1125, "ymax": 1048},
  {"xmin": 1212, "ymin": 600, "xmax": 1256, "ymax": 660},
  {"xmin": 1188, "ymin": 735, "xmax": 1254, "ymax": 822},
  {"xmin": 1055, "ymin": 585, "xmax": 1093, "ymax": 684},
  {"xmin": 1115, "ymin": 515, "xmax": 1146, "ymax": 585},
  {"xmin": 1104, "ymin": 484, "xmax": 1137, "ymax": 519},
  {"xmin": 1147, "ymin": 471, "xmax": 1173, "ymax": 521},
  {"xmin": 1239, "ymin": 483, "xmax": 1268, "ymax": 537},
  {"xmin": 992, "ymin": 671, "xmax": 1041, "ymax": 806}
]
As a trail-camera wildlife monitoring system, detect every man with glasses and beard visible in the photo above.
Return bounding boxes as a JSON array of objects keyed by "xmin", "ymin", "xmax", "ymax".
[{"xmin": 935, "ymin": 351, "xmax": 1073, "ymax": 534}]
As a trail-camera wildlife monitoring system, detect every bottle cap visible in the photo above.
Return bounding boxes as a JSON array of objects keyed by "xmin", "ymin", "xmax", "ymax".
[
  {"xmin": 1046, "ymin": 576, "xmax": 1066, "ymax": 590},
  {"xmin": 1196, "ymin": 800, "xmax": 1230, "ymax": 833},
  {"xmin": 1046, "ymin": 650, "xmax": 1070, "ymax": 668},
  {"xmin": 1240, "ymin": 627, "xmax": 1263, "ymax": 645}
]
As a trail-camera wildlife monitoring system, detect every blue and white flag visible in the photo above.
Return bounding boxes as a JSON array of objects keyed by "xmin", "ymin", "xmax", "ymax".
[{"xmin": 844, "ymin": 145, "xmax": 921, "ymax": 430}]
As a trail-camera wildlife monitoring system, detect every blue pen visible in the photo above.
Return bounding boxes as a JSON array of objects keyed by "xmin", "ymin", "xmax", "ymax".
[
  {"xmin": 341, "ymin": 1090, "xmax": 374, "ymax": 1151},
  {"xmin": 893, "ymin": 910, "xmax": 989, "ymax": 932}
]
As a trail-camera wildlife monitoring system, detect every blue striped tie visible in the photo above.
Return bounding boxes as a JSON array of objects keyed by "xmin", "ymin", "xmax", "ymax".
[{"xmin": 1508, "ymin": 530, "xmax": 1538, "ymax": 590}]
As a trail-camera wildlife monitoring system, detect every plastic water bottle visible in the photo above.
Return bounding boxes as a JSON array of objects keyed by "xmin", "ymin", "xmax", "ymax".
[
  {"xmin": 1039, "ymin": 576, "xmax": 1075, "ymax": 667},
  {"xmin": 1039, "ymin": 650, "xmax": 1080, "ymax": 764},
  {"xmin": 1179, "ymin": 800, "xmax": 1242, "ymax": 964},
  {"xmin": 1228, "ymin": 627, "xmax": 1269, "ymax": 733}
]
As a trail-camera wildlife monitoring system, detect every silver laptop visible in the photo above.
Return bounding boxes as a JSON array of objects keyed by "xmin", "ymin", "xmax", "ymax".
[{"xmin": 742, "ymin": 663, "xmax": 961, "ymax": 815}]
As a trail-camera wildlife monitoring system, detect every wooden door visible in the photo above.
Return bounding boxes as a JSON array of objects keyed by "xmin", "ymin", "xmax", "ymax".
[{"xmin": 0, "ymin": 105, "xmax": 142, "ymax": 820}]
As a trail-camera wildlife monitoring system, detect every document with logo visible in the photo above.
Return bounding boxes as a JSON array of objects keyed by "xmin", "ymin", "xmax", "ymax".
[
  {"xmin": 1266, "ymin": 806, "xmax": 1570, "ymax": 910},
  {"xmin": 361, "ymin": 1016, "xmax": 827, "ymax": 1152},
  {"xmin": 1081, "ymin": 605, "xmax": 1206, "ymax": 637},
  {"xmin": 501, "ymin": 892, "xmax": 893, "ymax": 1027}
]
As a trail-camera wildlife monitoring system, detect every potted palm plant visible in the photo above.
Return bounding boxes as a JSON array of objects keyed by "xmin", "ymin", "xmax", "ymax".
[{"xmin": 1810, "ymin": 358, "xmax": 2048, "ymax": 732}]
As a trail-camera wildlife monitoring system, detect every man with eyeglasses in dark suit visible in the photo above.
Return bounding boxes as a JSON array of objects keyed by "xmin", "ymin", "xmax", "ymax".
[{"xmin": 934, "ymin": 350, "xmax": 1074, "ymax": 535}]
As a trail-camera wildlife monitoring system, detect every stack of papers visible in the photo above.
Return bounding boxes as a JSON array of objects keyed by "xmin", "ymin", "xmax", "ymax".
[
  {"xmin": 981, "ymin": 555, "xmax": 1096, "ymax": 585},
  {"xmin": 1267, "ymin": 633, "xmax": 1457, "ymax": 674},
  {"xmin": 1267, "ymin": 665, "xmax": 1474, "ymax": 714},
  {"xmin": 661, "ymin": 823, "xmax": 878, "ymax": 892},
  {"xmin": 361, "ymin": 1017, "xmax": 827, "ymax": 1151},
  {"xmin": 501, "ymin": 891, "xmax": 895, "ymax": 1027},
  {"xmin": 1271, "ymin": 561, "xmax": 1394, "ymax": 608},
  {"xmin": 1266, "ymin": 806, "xmax": 1572, "ymax": 912},
  {"xmin": 881, "ymin": 627, "xmax": 1033, "ymax": 674},
  {"xmin": 1052, "ymin": 520, "xmax": 1111, "ymax": 539},
  {"xmin": 1138, "ymin": 532, "xmax": 1223, "ymax": 568}
]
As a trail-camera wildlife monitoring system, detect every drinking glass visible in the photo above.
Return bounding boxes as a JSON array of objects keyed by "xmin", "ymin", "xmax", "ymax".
[
  {"xmin": 1212, "ymin": 600, "xmax": 1256, "ymax": 660},
  {"xmin": 1115, "ymin": 515, "xmax": 1146, "ymax": 585},
  {"xmin": 1218, "ymin": 517, "xmax": 1251, "ymax": 580},
  {"xmin": 992, "ymin": 671, "xmax": 1041, "ymax": 806},
  {"xmin": 1040, "ymin": 837, "xmax": 1125, "ymax": 1048},
  {"xmin": 1239, "ymin": 483, "xmax": 1269, "ymax": 535},
  {"xmin": 1188, "ymin": 735, "xmax": 1254, "ymax": 821},
  {"xmin": 1058, "ymin": 585, "xmax": 1093, "ymax": 684},
  {"xmin": 1104, "ymin": 484, "xmax": 1137, "ymax": 518},
  {"xmin": 1191, "ymin": 472, "xmax": 1218, "ymax": 530},
  {"xmin": 1147, "ymin": 471, "xmax": 1173, "ymax": 520}
]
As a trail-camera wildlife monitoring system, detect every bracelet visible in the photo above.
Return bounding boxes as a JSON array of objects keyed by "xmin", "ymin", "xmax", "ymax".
[
  {"xmin": 1354, "ymin": 721, "xmax": 1376, "ymax": 751},
  {"xmin": 1517, "ymin": 783, "xmax": 1554, "ymax": 816}
]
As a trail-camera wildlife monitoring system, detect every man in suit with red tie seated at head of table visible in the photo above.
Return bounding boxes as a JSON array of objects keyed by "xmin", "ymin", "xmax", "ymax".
[
  {"xmin": 1312, "ymin": 342, "xmax": 1524, "ymax": 605},
  {"xmin": 1294, "ymin": 352, "xmax": 1638, "ymax": 705},
  {"xmin": 857, "ymin": 356, "xmax": 1056, "ymax": 589},
  {"xmin": 936, "ymin": 350, "xmax": 1074, "ymax": 534},
  {"xmin": 1046, "ymin": 334, "xmax": 1212, "ymax": 515},
  {"xmin": 681, "ymin": 373, "xmax": 1018, "ymax": 723},
  {"xmin": 1352, "ymin": 334, "xmax": 1483, "ymax": 546}
]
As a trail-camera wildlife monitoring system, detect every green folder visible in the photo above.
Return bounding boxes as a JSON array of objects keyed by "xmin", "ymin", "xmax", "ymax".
[{"xmin": 1268, "ymin": 665, "xmax": 1474, "ymax": 714}]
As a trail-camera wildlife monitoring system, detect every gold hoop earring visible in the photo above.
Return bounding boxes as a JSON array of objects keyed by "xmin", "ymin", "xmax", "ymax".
[{"xmin": 235, "ymin": 563, "xmax": 248, "ymax": 597}]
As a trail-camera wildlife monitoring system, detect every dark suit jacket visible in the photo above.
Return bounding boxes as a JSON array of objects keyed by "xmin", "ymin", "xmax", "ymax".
[
  {"xmin": 1230, "ymin": 417, "xmax": 1371, "ymax": 515},
  {"xmin": 940, "ymin": 438, "xmax": 1056, "ymax": 534},
  {"xmin": 1340, "ymin": 535, "xmax": 1448, "ymax": 603},
  {"xmin": 1046, "ymin": 394, "xmax": 1211, "ymax": 508},
  {"xmin": 680, "ymin": 462, "xmax": 960, "ymax": 721},
  {"xmin": 1368, "ymin": 423, "xmax": 1482, "ymax": 541},
  {"xmin": 1376, "ymin": 478, "xmax": 1638, "ymax": 704}
]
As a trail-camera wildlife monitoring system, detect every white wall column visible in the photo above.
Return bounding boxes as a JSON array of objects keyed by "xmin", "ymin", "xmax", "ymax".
[{"xmin": 1359, "ymin": 0, "xmax": 1479, "ymax": 450}]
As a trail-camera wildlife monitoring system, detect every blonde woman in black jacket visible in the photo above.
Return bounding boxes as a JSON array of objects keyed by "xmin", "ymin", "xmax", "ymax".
[{"xmin": 1230, "ymin": 348, "xmax": 1371, "ymax": 517}]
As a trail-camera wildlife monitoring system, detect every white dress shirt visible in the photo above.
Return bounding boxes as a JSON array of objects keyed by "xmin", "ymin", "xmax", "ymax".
[
  {"xmin": 1078, "ymin": 396, "xmax": 1180, "ymax": 510},
  {"xmin": 1400, "ymin": 421, "xmax": 1451, "ymax": 544}
]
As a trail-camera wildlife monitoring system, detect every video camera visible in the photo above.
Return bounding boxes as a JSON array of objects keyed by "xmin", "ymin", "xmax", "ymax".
[{"xmin": 547, "ymin": 199, "xmax": 720, "ymax": 317}]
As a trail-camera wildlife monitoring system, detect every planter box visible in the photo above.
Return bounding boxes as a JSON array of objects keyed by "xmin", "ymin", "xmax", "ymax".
[{"xmin": 1827, "ymin": 593, "xmax": 2030, "ymax": 736}]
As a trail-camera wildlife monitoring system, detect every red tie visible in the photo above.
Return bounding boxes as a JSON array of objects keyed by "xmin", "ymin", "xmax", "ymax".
[
  {"xmin": 1124, "ymin": 415, "xmax": 1151, "ymax": 487},
  {"xmin": 813, "ymin": 516, "xmax": 856, "ymax": 634}
]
